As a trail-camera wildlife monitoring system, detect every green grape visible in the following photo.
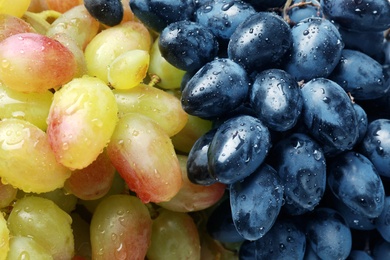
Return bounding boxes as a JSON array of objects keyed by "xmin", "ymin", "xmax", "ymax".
[
  {"xmin": 46, "ymin": 76, "xmax": 118, "ymax": 170},
  {"xmin": 0, "ymin": 0, "xmax": 31, "ymax": 17},
  {"xmin": 0, "ymin": 212, "xmax": 9, "ymax": 260},
  {"xmin": 107, "ymin": 113, "xmax": 183, "ymax": 203},
  {"xmin": 0, "ymin": 118, "xmax": 71, "ymax": 193},
  {"xmin": 0, "ymin": 179, "xmax": 17, "ymax": 209},
  {"xmin": 90, "ymin": 194, "xmax": 152, "ymax": 260},
  {"xmin": 71, "ymin": 213, "xmax": 91, "ymax": 259},
  {"xmin": 113, "ymin": 84, "xmax": 188, "ymax": 137},
  {"xmin": 84, "ymin": 21, "xmax": 152, "ymax": 83},
  {"xmin": 108, "ymin": 49, "xmax": 150, "ymax": 90},
  {"xmin": 146, "ymin": 209, "xmax": 201, "ymax": 260},
  {"xmin": 0, "ymin": 82, "xmax": 53, "ymax": 131},
  {"xmin": 7, "ymin": 196, "xmax": 74, "ymax": 260},
  {"xmin": 6, "ymin": 236, "xmax": 53, "ymax": 260},
  {"xmin": 148, "ymin": 37, "xmax": 186, "ymax": 90},
  {"xmin": 158, "ymin": 155, "xmax": 226, "ymax": 212},
  {"xmin": 46, "ymin": 5, "xmax": 100, "ymax": 50}
]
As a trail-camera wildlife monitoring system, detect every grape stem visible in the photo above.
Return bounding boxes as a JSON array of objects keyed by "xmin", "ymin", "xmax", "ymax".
[
  {"xmin": 23, "ymin": 10, "xmax": 62, "ymax": 34},
  {"xmin": 283, "ymin": 0, "xmax": 322, "ymax": 25},
  {"xmin": 148, "ymin": 74, "xmax": 161, "ymax": 87}
]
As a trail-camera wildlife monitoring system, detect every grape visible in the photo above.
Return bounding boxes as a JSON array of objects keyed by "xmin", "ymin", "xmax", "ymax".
[
  {"xmin": 300, "ymin": 78, "xmax": 358, "ymax": 153},
  {"xmin": 84, "ymin": 0, "xmax": 123, "ymax": 27},
  {"xmin": 348, "ymin": 250, "xmax": 373, "ymax": 260},
  {"xmin": 0, "ymin": 82, "xmax": 53, "ymax": 131},
  {"xmin": 158, "ymin": 155, "xmax": 225, "ymax": 212},
  {"xmin": 84, "ymin": 21, "xmax": 152, "ymax": 83},
  {"xmin": 129, "ymin": 0, "xmax": 196, "ymax": 32},
  {"xmin": 38, "ymin": 0, "xmax": 83, "ymax": 13},
  {"xmin": 107, "ymin": 113, "xmax": 182, "ymax": 203},
  {"xmin": 0, "ymin": 212, "xmax": 9, "ymax": 260},
  {"xmin": 227, "ymin": 11, "xmax": 292, "ymax": 73},
  {"xmin": 0, "ymin": 14, "xmax": 35, "ymax": 42},
  {"xmin": 46, "ymin": 76, "xmax": 118, "ymax": 170},
  {"xmin": 353, "ymin": 103, "xmax": 368, "ymax": 145},
  {"xmin": 107, "ymin": 49, "xmax": 150, "ymax": 90},
  {"xmin": 6, "ymin": 236, "xmax": 53, "ymax": 260},
  {"xmin": 0, "ymin": 0, "xmax": 31, "ymax": 17},
  {"xmin": 269, "ymin": 133, "xmax": 327, "ymax": 215},
  {"xmin": 376, "ymin": 196, "xmax": 390, "ymax": 242},
  {"xmin": 0, "ymin": 32, "xmax": 77, "ymax": 93},
  {"xmin": 0, "ymin": 118, "xmax": 71, "ymax": 193},
  {"xmin": 373, "ymin": 239, "xmax": 390, "ymax": 259},
  {"xmin": 113, "ymin": 83, "xmax": 188, "ymax": 137},
  {"xmin": 181, "ymin": 58, "xmax": 250, "ymax": 119},
  {"xmin": 321, "ymin": 0, "xmax": 390, "ymax": 32},
  {"xmin": 249, "ymin": 69, "xmax": 303, "ymax": 132},
  {"xmin": 306, "ymin": 207, "xmax": 352, "ymax": 260},
  {"xmin": 0, "ymin": 179, "xmax": 17, "ymax": 209},
  {"xmin": 283, "ymin": 17, "xmax": 344, "ymax": 81},
  {"xmin": 242, "ymin": 0, "xmax": 286, "ymax": 11},
  {"xmin": 230, "ymin": 164, "xmax": 283, "ymax": 241},
  {"xmin": 90, "ymin": 194, "xmax": 152, "ymax": 260},
  {"xmin": 285, "ymin": 0, "xmax": 323, "ymax": 26},
  {"xmin": 159, "ymin": 20, "xmax": 219, "ymax": 73},
  {"xmin": 146, "ymin": 209, "xmax": 201, "ymax": 260},
  {"xmin": 7, "ymin": 196, "xmax": 74, "ymax": 260}
]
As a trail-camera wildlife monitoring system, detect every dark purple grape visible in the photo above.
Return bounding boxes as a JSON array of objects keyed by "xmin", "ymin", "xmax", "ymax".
[
  {"xmin": 181, "ymin": 58, "xmax": 250, "ymax": 119},
  {"xmin": 249, "ymin": 69, "xmax": 303, "ymax": 132},
  {"xmin": 353, "ymin": 103, "xmax": 368, "ymax": 145},
  {"xmin": 321, "ymin": 0, "xmax": 390, "ymax": 32},
  {"xmin": 376, "ymin": 196, "xmax": 390, "ymax": 242},
  {"xmin": 84, "ymin": 0, "xmax": 123, "ymax": 26},
  {"xmin": 229, "ymin": 164, "xmax": 284, "ymax": 240},
  {"xmin": 239, "ymin": 240, "xmax": 256, "ymax": 260},
  {"xmin": 207, "ymin": 115, "xmax": 271, "ymax": 184},
  {"xmin": 327, "ymin": 152, "xmax": 385, "ymax": 219},
  {"xmin": 283, "ymin": 17, "xmax": 344, "ymax": 81},
  {"xmin": 347, "ymin": 250, "xmax": 373, "ymax": 260},
  {"xmin": 242, "ymin": 0, "xmax": 286, "ymax": 11},
  {"xmin": 227, "ymin": 11, "xmax": 292, "ymax": 73},
  {"xmin": 373, "ymin": 239, "xmax": 390, "ymax": 259},
  {"xmin": 159, "ymin": 20, "xmax": 219, "ymax": 72}
]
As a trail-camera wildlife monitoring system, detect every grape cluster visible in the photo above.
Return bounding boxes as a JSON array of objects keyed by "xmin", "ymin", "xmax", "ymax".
[{"xmin": 0, "ymin": 0, "xmax": 389, "ymax": 259}]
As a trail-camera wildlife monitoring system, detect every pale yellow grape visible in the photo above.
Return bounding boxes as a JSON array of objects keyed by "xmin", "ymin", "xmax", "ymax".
[
  {"xmin": 0, "ymin": 0, "xmax": 31, "ymax": 17},
  {"xmin": 148, "ymin": 37, "xmax": 186, "ymax": 89},
  {"xmin": 7, "ymin": 196, "xmax": 74, "ymax": 260},
  {"xmin": 46, "ymin": 76, "xmax": 118, "ymax": 170},
  {"xmin": 84, "ymin": 21, "xmax": 152, "ymax": 83},
  {"xmin": 108, "ymin": 49, "xmax": 150, "ymax": 90},
  {"xmin": 6, "ymin": 236, "xmax": 53, "ymax": 260},
  {"xmin": 0, "ymin": 213, "xmax": 9, "ymax": 260},
  {"xmin": 0, "ymin": 118, "xmax": 71, "ymax": 193}
]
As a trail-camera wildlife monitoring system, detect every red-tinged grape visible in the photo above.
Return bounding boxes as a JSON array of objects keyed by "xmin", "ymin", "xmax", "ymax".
[
  {"xmin": 0, "ymin": 118, "xmax": 71, "ymax": 193},
  {"xmin": 0, "ymin": 212, "xmax": 9, "ymax": 260},
  {"xmin": 0, "ymin": 14, "xmax": 35, "ymax": 42},
  {"xmin": 71, "ymin": 213, "xmax": 92, "ymax": 259},
  {"xmin": 0, "ymin": 179, "xmax": 17, "ymax": 209},
  {"xmin": 146, "ymin": 209, "xmax": 201, "ymax": 260},
  {"xmin": 107, "ymin": 113, "xmax": 183, "ymax": 203},
  {"xmin": 84, "ymin": 21, "xmax": 152, "ymax": 83},
  {"xmin": 0, "ymin": 82, "xmax": 53, "ymax": 131},
  {"xmin": 7, "ymin": 196, "xmax": 74, "ymax": 260},
  {"xmin": 90, "ymin": 194, "xmax": 152, "ymax": 260},
  {"xmin": 40, "ymin": 0, "xmax": 83, "ymax": 13},
  {"xmin": 64, "ymin": 150, "xmax": 116, "ymax": 200},
  {"xmin": 7, "ymin": 236, "xmax": 53, "ymax": 260},
  {"xmin": 0, "ymin": 32, "xmax": 77, "ymax": 93},
  {"xmin": 199, "ymin": 232, "xmax": 239, "ymax": 260},
  {"xmin": 46, "ymin": 76, "xmax": 118, "ymax": 170},
  {"xmin": 148, "ymin": 37, "xmax": 186, "ymax": 90},
  {"xmin": 0, "ymin": 0, "xmax": 31, "ymax": 17},
  {"xmin": 113, "ymin": 83, "xmax": 188, "ymax": 137},
  {"xmin": 158, "ymin": 155, "xmax": 226, "ymax": 212},
  {"xmin": 46, "ymin": 5, "xmax": 100, "ymax": 50}
]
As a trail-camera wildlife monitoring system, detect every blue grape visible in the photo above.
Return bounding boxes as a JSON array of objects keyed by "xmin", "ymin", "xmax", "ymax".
[
  {"xmin": 328, "ymin": 49, "xmax": 389, "ymax": 100},
  {"xmin": 304, "ymin": 244, "xmax": 322, "ymax": 260},
  {"xmin": 269, "ymin": 133, "xmax": 327, "ymax": 215},
  {"xmin": 158, "ymin": 20, "xmax": 219, "ymax": 72},
  {"xmin": 347, "ymin": 250, "xmax": 373, "ymax": 260},
  {"xmin": 242, "ymin": 0, "xmax": 286, "ymax": 11},
  {"xmin": 239, "ymin": 240, "xmax": 256, "ymax": 260},
  {"xmin": 249, "ymin": 69, "xmax": 303, "ymax": 132},
  {"xmin": 353, "ymin": 103, "xmax": 368, "ymax": 145},
  {"xmin": 186, "ymin": 129, "xmax": 217, "ymax": 185},
  {"xmin": 227, "ymin": 11, "xmax": 292, "ymax": 73},
  {"xmin": 181, "ymin": 58, "xmax": 250, "ymax": 119},
  {"xmin": 376, "ymin": 196, "xmax": 390, "ymax": 242},
  {"xmin": 321, "ymin": 0, "xmax": 390, "ymax": 32},
  {"xmin": 195, "ymin": 0, "xmax": 256, "ymax": 44},
  {"xmin": 327, "ymin": 151, "xmax": 385, "ymax": 219},
  {"xmin": 253, "ymin": 218, "xmax": 306, "ymax": 259},
  {"xmin": 373, "ymin": 239, "xmax": 390, "ymax": 259},
  {"xmin": 207, "ymin": 115, "xmax": 271, "ymax": 184},
  {"xmin": 300, "ymin": 78, "xmax": 358, "ymax": 153},
  {"xmin": 84, "ymin": 0, "xmax": 123, "ymax": 26},
  {"xmin": 283, "ymin": 17, "xmax": 344, "ymax": 81},
  {"xmin": 206, "ymin": 198, "xmax": 245, "ymax": 243},
  {"xmin": 229, "ymin": 164, "xmax": 284, "ymax": 240},
  {"xmin": 286, "ymin": 0, "xmax": 323, "ymax": 25},
  {"xmin": 129, "ymin": 0, "xmax": 195, "ymax": 32},
  {"xmin": 359, "ymin": 119, "xmax": 390, "ymax": 178},
  {"xmin": 306, "ymin": 207, "xmax": 352, "ymax": 260}
]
